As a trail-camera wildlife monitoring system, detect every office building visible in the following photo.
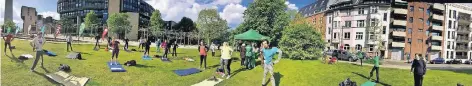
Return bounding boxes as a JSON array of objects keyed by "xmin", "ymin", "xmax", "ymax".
[
  {"xmin": 4, "ymin": 0, "xmax": 13, "ymax": 22},
  {"xmin": 21, "ymin": 6, "xmax": 38, "ymax": 34}
]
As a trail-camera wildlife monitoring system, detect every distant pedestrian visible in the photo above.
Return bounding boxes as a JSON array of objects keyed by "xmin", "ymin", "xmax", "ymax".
[
  {"xmin": 245, "ymin": 43, "xmax": 255, "ymax": 69},
  {"xmin": 161, "ymin": 40, "xmax": 168, "ymax": 58},
  {"xmin": 30, "ymin": 32, "xmax": 46, "ymax": 72},
  {"xmin": 411, "ymin": 54, "xmax": 427, "ymax": 86},
  {"xmin": 3, "ymin": 33, "xmax": 15, "ymax": 55},
  {"xmin": 94, "ymin": 35, "xmax": 100, "ymax": 49},
  {"xmin": 172, "ymin": 41, "xmax": 178, "ymax": 57},
  {"xmin": 144, "ymin": 39, "xmax": 151, "ymax": 55},
  {"xmin": 260, "ymin": 40, "xmax": 282, "ymax": 86},
  {"xmin": 368, "ymin": 52, "xmax": 380, "ymax": 83},
  {"xmin": 66, "ymin": 35, "xmax": 73, "ymax": 52},
  {"xmin": 198, "ymin": 41, "xmax": 209, "ymax": 69},
  {"xmin": 124, "ymin": 37, "xmax": 129, "ymax": 50},
  {"xmin": 210, "ymin": 43, "xmax": 216, "ymax": 57},
  {"xmin": 139, "ymin": 38, "xmax": 144, "ymax": 50},
  {"xmin": 357, "ymin": 50, "xmax": 363, "ymax": 66},
  {"xmin": 240, "ymin": 43, "xmax": 246, "ymax": 67},
  {"xmin": 155, "ymin": 38, "xmax": 161, "ymax": 52},
  {"xmin": 107, "ymin": 37, "xmax": 111, "ymax": 49},
  {"xmin": 220, "ymin": 42, "xmax": 233, "ymax": 79}
]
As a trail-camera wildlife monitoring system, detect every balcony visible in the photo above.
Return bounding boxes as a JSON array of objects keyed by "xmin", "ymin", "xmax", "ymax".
[
  {"xmin": 331, "ymin": 39, "xmax": 340, "ymax": 43},
  {"xmin": 392, "ymin": 19, "xmax": 407, "ymax": 26},
  {"xmin": 455, "ymin": 47, "xmax": 469, "ymax": 52},
  {"xmin": 431, "ymin": 25, "xmax": 443, "ymax": 31},
  {"xmin": 456, "ymin": 37, "xmax": 469, "ymax": 43},
  {"xmin": 391, "ymin": 31, "xmax": 406, "ymax": 37},
  {"xmin": 431, "ymin": 45, "xmax": 442, "ymax": 51},
  {"xmin": 432, "ymin": 14, "xmax": 444, "ymax": 21},
  {"xmin": 431, "ymin": 36, "xmax": 443, "ymax": 41},
  {"xmin": 457, "ymin": 28, "xmax": 471, "ymax": 34},
  {"xmin": 391, "ymin": 41, "xmax": 405, "ymax": 47},
  {"xmin": 393, "ymin": 8, "xmax": 407, "ymax": 15},
  {"xmin": 432, "ymin": 3, "xmax": 445, "ymax": 11}
]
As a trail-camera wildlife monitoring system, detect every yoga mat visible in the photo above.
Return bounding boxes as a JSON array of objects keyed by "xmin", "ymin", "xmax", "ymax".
[
  {"xmin": 67, "ymin": 52, "xmax": 80, "ymax": 59},
  {"xmin": 161, "ymin": 57, "xmax": 171, "ymax": 62},
  {"xmin": 173, "ymin": 68, "xmax": 201, "ymax": 76},
  {"xmin": 191, "ymin": 78, "xmax": 223, "ymax": 86},
  {"xmin": 142, "ymin": 55, "xmax": 152, "ymax": 60},
  {"xmin": 361, "ymin": 81, "xmax": 376, "ymax": 86},
  {"xmin": 107, "ymin": 62, "xmax": 126, "ymax": 72},
  {"xmin": 44, "ymin": 50, "xmax": 57, "ymax": 56},
  {"xmin": 45, "ymin": 71, "xmax": 89, "ymax": 86}
]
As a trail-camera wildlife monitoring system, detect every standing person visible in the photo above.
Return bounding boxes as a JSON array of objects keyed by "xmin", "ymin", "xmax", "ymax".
[
  {"xmin": 144, "ymin": 38, "xmax": 151, "ymax": 56},
  {"xmin": 245, "ymin": 43, "xmax": 254, "ymax": 69},
  {"xmin": 107, "ymin": 37, "xmax": 111, "ymax": 49},
  {"xmin": 220, "ymin": 42, "xmax": 233, "ymax": 79},
  {"xmin": 138, "ymin": 38, "xmax": 144, "ymax": 50},
  {"xmin": 368, "ymin": 52, "xmax": 381, "ymax": 83},
  {"xmin": 124, "ymin": 37, "xmax": 129, "ymax": 50},
  {"xmin": 172, "ymin": 41, "xmax": 178, "ymax": 57},
  {"xmin": 260, "ymin": 40, "xmax": 282, "ymax": 86},
  {"xmin": 30, "ymin": 32, "xmax": 46, "ymax": 72},
  {"xmin": 94, "ymin": 35, "xmax": 100, "ymax": 49},
  {"xmin": 110, "ymin": 38, "xmax": 120, "ymax": 65},
  {"xmin": 3, "ymin": 33, "xmax": 14, "ymax": 54},
  {"xmin": 198, "ymin": 41, "xmax": 209, "ymax": 69},
  {"xmin": 357, "ymin": 50, "xmax": 364, "ymax": 66},
  {"xmin": 66, "ymin": 35, "xmax": 73, "ymax": 52},
  {"xmin": 411, "ymin": 54, "xmax": 427, "ymax": 86},
  {"xmin": 155, "ymin": 38, "xmax": 161, "ymax": 52},
  {"xmin": 240, "ymin": 43, "xmax": 246, "ymax": 67},
  {"xmin": 210, "ymin": 43, "xmax": 216, "ymax": 57},
  {"xmin": 161, "ymin": 40, "xmax": 168, "ymax": 58}
]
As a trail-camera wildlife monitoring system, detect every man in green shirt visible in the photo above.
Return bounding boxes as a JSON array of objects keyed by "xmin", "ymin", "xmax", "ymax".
[
  {"xmin": 357, "ymin": 51, "xmax": 363, "ymax": 66},
  {"xmin": 368, "ymin": 52, "xmax": 380, "ymax": 83}
]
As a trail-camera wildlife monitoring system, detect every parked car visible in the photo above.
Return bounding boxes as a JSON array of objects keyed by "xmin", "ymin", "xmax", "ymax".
[
  {"xmin": 464, "ymin": 59, "xmax": 472, "ymax": 65},
  {"xmin": 446, "ymin": 59, "xmax": 462, "ymax": 64},
  {"xmin": 429, "ymin": 58, "xmax": 445, "ymax": 64},
  {"xmin": 337, "ymin": 51, "xmax": 358, "ymax": 62}
]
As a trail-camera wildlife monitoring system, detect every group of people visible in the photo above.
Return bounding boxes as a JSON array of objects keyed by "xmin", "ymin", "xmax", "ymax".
[{"xmin": 239, "ymin": 42, "xmax": 258, "ymax": 69}]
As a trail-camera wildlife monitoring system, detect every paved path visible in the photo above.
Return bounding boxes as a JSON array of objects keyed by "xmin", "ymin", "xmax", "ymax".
[{"xmin": 338, "ymin": 60, "xmax": 472, "ymax": 70}]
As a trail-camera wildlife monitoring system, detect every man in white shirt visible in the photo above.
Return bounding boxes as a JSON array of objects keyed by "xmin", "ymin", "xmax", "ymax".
[{"xmin": 30, "ymin": 32, "xmax": 46, "ymax": 72}]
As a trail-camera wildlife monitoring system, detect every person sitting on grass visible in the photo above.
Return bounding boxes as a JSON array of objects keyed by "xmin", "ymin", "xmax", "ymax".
[
  {"xmin": 30, "ymin": 32, "xmax": 46, "ymax": 72},
  {"xmin": 3, "ymin": 33, "xmax": 15, "ymax": 55},
  {"xmin": 110, "ymin": 38, "xmax": 120, "ymax": 65},
  {"xmin": 260, "ymin": 40, "xmax": 282, "ymax": 86},
  {"xmin": 220, "ymin": 42, "xmax": 233, "ymax": 79}
]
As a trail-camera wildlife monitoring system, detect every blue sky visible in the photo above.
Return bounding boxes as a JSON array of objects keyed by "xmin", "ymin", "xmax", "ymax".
[{"xmin": 0, "ymin": 0, "xmax": 315, "ymax": 28}]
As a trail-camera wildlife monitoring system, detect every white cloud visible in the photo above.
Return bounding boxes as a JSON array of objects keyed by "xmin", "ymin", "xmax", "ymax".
[
  {"xmin": 39, "ymin": 11, "xmax": 61, "ymax": 20},
  {"xmin": 219, "ymin": 3, "xmax": 246, "ymax": 26},
  {"xmin": 285, "ymin": 1, "xmax": 298, "ymax": 10},
  {"xmin": 145, "ymin": 0, "xmax": 217, "ymax": 22},
  {"xmin": 0, "ymin": 0, "xmax": 24, "ymax": 28},
  {"xmin": 211, "ymin": 0, "xmax": 241, "ymax": 5}
]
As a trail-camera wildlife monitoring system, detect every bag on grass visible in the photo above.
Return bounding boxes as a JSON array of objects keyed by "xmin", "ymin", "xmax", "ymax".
[
  {"xmin": 10, "ymin": 46, "xmax": 15, "ymax": 49},
  {"xmin": 124, "ymin": 60, "xmax": 136, "ymax": 66},
  {"xmin": 59, "ymin": 64, "xmax": 70, "ymax": 71},
  {"xmin": 339, "ymin": 78, "xmax": 357, "ymax": 86}
]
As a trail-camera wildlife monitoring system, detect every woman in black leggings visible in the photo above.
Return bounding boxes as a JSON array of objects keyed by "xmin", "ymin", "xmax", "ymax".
[
  {"xmin": 144, "ymin": 39, "xmax": 151, "ymax": 55},
  {"xmin": 110, "ymin": 39, "xmax": 120, "ymax": 65}
]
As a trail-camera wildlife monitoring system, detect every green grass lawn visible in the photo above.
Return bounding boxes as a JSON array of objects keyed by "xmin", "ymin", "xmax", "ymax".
[{"xmin": 2, "ymin": 40, "xmax": 472, "ymax": 86}]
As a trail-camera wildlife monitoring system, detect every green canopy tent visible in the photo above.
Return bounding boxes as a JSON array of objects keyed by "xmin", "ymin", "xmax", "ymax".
[{"xmin": 234, "ymin": 29, "xmax": 269, "ymax": 41}]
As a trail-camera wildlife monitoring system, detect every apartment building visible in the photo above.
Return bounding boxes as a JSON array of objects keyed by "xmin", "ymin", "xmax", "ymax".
[
  {"xmin": 299, "ymin": 0, "xmax": 330, "ymax": 43},
  {"xmin": 21, "ymin": 6, "xmax": 38, "ymax": 35},
  {"xmin": 444, "ymin": 3, "xmax": 472, "ymax": 61},
  {"xmin": 389, "ymin": 0, "xmax": 408, "ymax": 60},
  {"xmin": 325, "ymin": 0, "xmax": 391, "ymax": 57}
]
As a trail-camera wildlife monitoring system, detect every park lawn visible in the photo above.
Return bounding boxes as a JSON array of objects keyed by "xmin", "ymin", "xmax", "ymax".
[{"xmin": 1, "ymin": 40, "xmax": 472, "ymax": 86}]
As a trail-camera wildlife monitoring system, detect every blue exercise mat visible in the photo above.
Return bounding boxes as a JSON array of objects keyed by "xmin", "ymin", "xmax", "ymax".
[
  {"xmin": 43, "ymin": 50, "xmax": 57, "ymax": 56},
  {"xmin": 142, "ymin": 56, "xmax": 152, "ymax": 60},
  {"xmin": 107, "ymin": 62, "xmax": 126, "ymax": 72},
  {"xmin": 173, "ymin": 68, "xmax": 201, "ymax": 76},
  {"xmin": 161, "ymin": 57, "xmax": 171, "ymax": 62},
  {"xmin": 361, "ymin": 81, "xmax": 376, "ymax": 86}
]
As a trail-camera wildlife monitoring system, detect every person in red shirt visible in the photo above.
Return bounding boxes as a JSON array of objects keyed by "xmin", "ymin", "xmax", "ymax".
[
  {"xmin": 198, "ymin": 41, "xmax": 209, "ymax": 69},
  {"xmin": 161, "ymin": 40, "xmax": 168, "ymax": 58},
  {"xmin": 3, "ymin": 33, "xmax": 14, "ymax": 54}
]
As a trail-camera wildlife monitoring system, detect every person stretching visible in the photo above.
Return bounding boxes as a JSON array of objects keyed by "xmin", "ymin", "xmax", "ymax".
[
  {"xmin": 260, "ymin": 40, "xmax": 282, "ymax": 86},
  {"xmin": 220, "ymin": 42, "xmax": 233, "ymax": 79},
  {"xmin": 94, "ymin": 35, "xmax": 100, "ymax": 49},
  {"xmin": 138, "ymin": 38, "xmax": 144, "ymax": 50},
  {"xmin": 144, "ymin": 39, "xmax": 151, "ymax": 56},
  {"xmin": 124, "ymin": 37, "xmax": 129, "ymax": 50},
  {"xmin": 411, "ymin": 54, "xmax": 427, "ymax": 86},
  {"xmin": 161, "ymin": 40, "xmax": 168, "ymax": 58},
  {"xmin": 30, "ymin": 32, "xmax": 46, "ymax": 72},
  {"xmin": 66, "ymin": 35, "xmax": 73, "ymax": 52},
  {"xmin": 155, "ymin": 38, "xmax": 161, "ymax": 52},
  {"xmin": 3, "ymin": 33, "xmax": 14, "ymax": 55},
  {"xmin": 172, "ymin": 41, "xmax": 178, "ymax": 57},
  {"xmin": 368, "ymin": 52, "xmax": 381, "ymax": 83},
  {"xmin": 198, "ymin": 41, "xmax": 209, "ymax": 69},
  {"xmin": 110, "ymin": 38, "xmax": 120, "ymax": 65}
]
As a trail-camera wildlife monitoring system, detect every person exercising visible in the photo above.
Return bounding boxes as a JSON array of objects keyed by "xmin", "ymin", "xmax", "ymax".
[
  {"xmin": 198, "ymin": 41, "xmax": 209, "ymax": 69},
  {"xmin": 172, "ymin": 41, "xmax": 178, "ymax": 57},
  {"xmin": 144, "ymin": 38, "xmax": 151, "ymax": 56},
  {"xmin": 110, "ymin": 38, "xmax": 120, "ymax": 65},
  {"xmin": 30, "ymin": 32, "xmax": 46, "ymax": 72},
  {"xmin": 260, "ymin": 40, "xmax": 282, "ymax": 86},
  {"xmin": 124, "ymin": 37, "xmax": 129, "ymax": 50},
  {"xmin": 66, "ymin": 35, "xmax": 73, "ymax": 52},
  {"xmin": 3, "ymin": 33, "xmax": 14, "ymax": 55},
  {"xmin": 94, "ymin": 35, "xmax": 100, "ymax": 49}
]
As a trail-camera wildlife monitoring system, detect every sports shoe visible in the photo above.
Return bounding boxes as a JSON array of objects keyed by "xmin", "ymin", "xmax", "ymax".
[{"xmin": 226, "ymin": 75, "xmax": 231, "ymax": 79}]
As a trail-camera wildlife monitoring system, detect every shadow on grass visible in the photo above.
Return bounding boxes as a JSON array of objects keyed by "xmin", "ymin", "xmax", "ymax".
[
  {"xmin": 5, "ymin": 54, "xmax": 25, "ymax": 63},
  {"xmin": 32, "ymin": 71, "xmax": 61, "ymax": 85},
  {"xmin": 351, "ymin": 72, "xmax": 391, "ymax": 86},
  {"xmin": 263, "ymin": 72, "xmax": 283, "ymax": 86},
  {"xmin": 134, "ymin": 64, "xmax": 156, "ymax": 68},
  {"xmin": 41, "ymin": 66, "xmax": 52, "ymax": 73},
  {"xmin": 431, "ymin": 69, "xmax": 472, "ymax": 75}
]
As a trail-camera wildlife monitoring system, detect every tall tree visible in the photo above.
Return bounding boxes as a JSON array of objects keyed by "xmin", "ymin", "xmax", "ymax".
[
  {"xmin": 234, "ymin": 0, "xmax": 289, "ymax": 45},
  {"xmin": 196, "ymin": 9, "xmax": 229, "ymax": 44},
  {"xmin": 150, "ymin": 10, "xmax": 164, "ymax": 38},
  {"xmin": 174, "ymin": 17, "xmax": 196, "ymax": 32},
  {"xmin": 84, "ymin": 10, "xmax": 99, "ymax": 35},
  {"xmin": 59, "ymin": 18, "xmax": 74, "ymax": 35},
  {"xmin": 107, "ymin": 13, "xmax": 131, "ymax": 39},
  {"xmin": 368, "ymin": 18, "xmax": 385, "ymax": 56},
  {"xmin": 3, "ymin": 20, "xmax": 16, "ymax": 33}
]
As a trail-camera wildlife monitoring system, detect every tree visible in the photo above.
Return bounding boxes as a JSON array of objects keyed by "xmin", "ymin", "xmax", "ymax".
[
  {"xmin": 278, "ymin": 13, "xmax": 325, "ymax": 60},
  {"xmin": 150, "ymin": 10, "xmax": 164, "ymax": 39},
  {"xmin": 84, "ymin": 10, "xmax": 99, "ymax": 35},
  {"xmin": 3, "ymin": 20, "xmax": 16, "ymax": 33},
  {"xmin": 174, "ymin": 17, "xmax": 196, "ymax": 32},
  {"xmin": 59, "ymin": 18, "xmax": 74, "ymax": 35},
  {"xmin": 196, "ymin": 9, "xmax": 229, "ymax": 44},
  {"xmin": 107, "ymin": 13, "xmax": 131, "ymax": 39},
  {"xmin": 368, "ymin": 19, "xmax": 385, "ymax": 56},
  {"xmin": 234, "ymin": 0, "xmax": 289, "ymax": 46}
]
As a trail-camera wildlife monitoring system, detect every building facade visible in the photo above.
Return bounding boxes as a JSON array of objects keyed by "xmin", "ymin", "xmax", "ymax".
[
  {"xmin": 21, "ymin": 6, "xmax": 38, "ymax": 34},
  {"xmin": 4, "ymin": 0, "xmax": 13, "ymax": 22},
  {"xmin": 299, "ymin": 0, "xmax": 330, "ymax": 42},
  {"xmin": 325, "ymin": 0, "xmax": 391, "ymax": 57},
  {"xmin": 444, "ymin": 3, "xmax": 472, "ymax": 61}
]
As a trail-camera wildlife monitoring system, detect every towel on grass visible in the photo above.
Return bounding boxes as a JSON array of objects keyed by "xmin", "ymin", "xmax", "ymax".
[
  {"xmin": 45, "ymin": 71, "xmax": 89, "ymax": 86},
  {"xmin": 191, "ymin": 77, "xmax": 223, "ymax": 86}
]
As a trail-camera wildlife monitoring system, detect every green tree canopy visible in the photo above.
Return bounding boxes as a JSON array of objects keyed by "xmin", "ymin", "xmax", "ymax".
[
  {"xmin": 150, "ymin": 10, "xmax": 164, "ymax": 38},
  {"xmin": 196, "ymin": 9, "xmax": 229, "ymax": 44},
  {"xmin": 3, "ymin": 20, "xmax": 16, "ymax": 33},
  {"xmin": 234, "ymin": 0, "xmax": 289, "ymax": 46},
  {"xmin": 84, "ymin": 10, "xmax": 99, "ymax": 35},
  {"xmin": 107, "ymin": 13, "xmax": 131, "ymax": 38},
  {"xmin": 278, "ymin": 15, "xmax": 325, "ymax": 60},
  {"xmin": 174, "ymin": 17, "xmax": 196, "ymax": 32}
]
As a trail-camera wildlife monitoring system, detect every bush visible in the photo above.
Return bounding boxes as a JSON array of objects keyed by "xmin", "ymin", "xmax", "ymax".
[{"xmin": 278, "ymin": 22, "xmax": 324, "ymax": 60}]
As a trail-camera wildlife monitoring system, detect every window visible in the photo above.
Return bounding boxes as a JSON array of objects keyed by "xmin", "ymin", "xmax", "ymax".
[
  {"xmin": 328, "ymin": 28, "xmax": 332, "ymax": 34},
  {"xmin": 452, "ymin": 32, "xmax": 455, "ymax": 39},
  {"xmin": 454, "ymin": 21, "xmax": 456, "ymax": 29},
  {"xmin": 419, "ymin": 18, "xmax": 423, "ymax": 22},
  {"xmin": 346, "ymin": 9, "xmax": 351, "ymax": 16},
  {"xmin": 410, "ymin": 6, "xmax": 414, "ymax": 12},
  {"xmin": 371, "ymin": 19, "xmax": 376, "ymax": 26},
  {"xmin": 356, "ymin": 44, "xmax": 362, "ymax": 51},
  {"xmin": 418, "ymin": 39, "xmax": 423, "ymax": 43},
  {"xmin": 369, "ymin": 45, "xmax": 374, "ymax": 51},
  {"xmin": 408, "ymin": 28, "xmax": 412, "ymax": 34},
  {"xmin": 383, "ymin": 13, "xmax": 387, "ymax": 21},
  {"xmin": 383, "ymin": 26, "xmax": 386, "ymax": 34},
  {"xmin": 449, "ymin": 20, "xmax": 452, "ymax": 28},
  {"xmin": 453, "ymin": 10, "xmax": 456, "ymax": 18},
  {"xmin": 369, "ymin": 32, "xmax": 375, "ymax": 40},
  {"xmin": 449, "ymin": 10, "xmax": 452, "ymax": 18},
  {"xmin": 426, "ymin": 9, "xmax": 430, "ymax": 16},
  {"xmin": 356, "ymin": 32, "xmax": 363, "ymax": 40},
  {"xmin": 345, "ymin": 21, "xmax": 351, "ymax": 27},
  {"xmin": 409, "ymin": 17, "xmax": 413, "ymax": 23},
  {"xmin": 334, "ymin": 21, "xmax": 338, "ymax": 28},
  {"xmin": 344, "ymin": 32, "xmax": 351, "ymax": 39},
  {"xmin": 313, "ymin": 18, "xmax": 316, "ymax": 24},
  {"xmin": 448, "ymin": 31, "xmax": 451, "ymax": 39},
  {"xmin": 419, "ymin": 29, "xmax": 423, "ymax": 32},
  {"xmin": 357, "ymin": 20, "xmax": 365, "ymax": 27},
  {"xmin": 358, "ymin": 8, "xmax": 364, "ymax": 15},
  {"xmin": 419, "ymin": 7, "xmax": 424, "ymax": 12},
  {"xmin": 329, "ymin": 17, "xmax": 332, "ymax": 24},
  {"xmin": 334, "ymin": 33, "xmax": 338, "ymax": 38},
  {"xmin": 344, "ymin": 44, "xmax": 350, "ymax": 50},
  {"xmin": 426, "ymin": 31, "xmax": 429, "ymax": 35}
]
